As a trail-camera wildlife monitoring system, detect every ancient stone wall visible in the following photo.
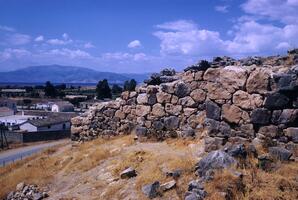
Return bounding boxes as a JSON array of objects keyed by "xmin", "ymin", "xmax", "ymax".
[{"xmin": 71, "ymin": 50, "xmax": 298, "ymax": 153}]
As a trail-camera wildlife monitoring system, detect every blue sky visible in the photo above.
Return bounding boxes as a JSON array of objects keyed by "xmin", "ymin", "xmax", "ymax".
[{"xmin": 0, "ymin": 0, "xmax": 298, "ymax": 73}]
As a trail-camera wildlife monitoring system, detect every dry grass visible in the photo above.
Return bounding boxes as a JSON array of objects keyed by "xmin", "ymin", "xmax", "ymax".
[
  {"xmin": 2, "ymin": 135, "xmax": 296, "ymax": 200},
  {"xmin": 204, "ymin": 156, "xmax": 298, "ymax": 200},
  {"xmin": 0, "ymin": 148, "xmax": 63, "ymax": 198}
]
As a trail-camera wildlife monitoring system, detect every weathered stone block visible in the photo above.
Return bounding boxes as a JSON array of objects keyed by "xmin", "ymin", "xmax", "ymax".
[
  {"xmin": 206, "ymin": 100, "xmax": 221, "ymax": 121},
  {"xmin": 251, "ymin": 108, "xmax": 271, "ymax": 125},
  {"xmin": 233, "ymin": 90, "xmax": 263, "ymax": 110}
]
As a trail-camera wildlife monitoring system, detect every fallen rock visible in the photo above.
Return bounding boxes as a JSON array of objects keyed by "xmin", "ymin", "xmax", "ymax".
[
  {"xmin": 268, "ymin": 147, "xmax": 293, "ymax": 161},
  {"xmin": 142, "ymin": 181, "xmax": 160, "ymax": 199},
  {"xmin": 284, "ymin": 127, "xmax": 298, "ymax": 143},
  {"xmin": 120, "ymin": 167, "xmax": 137, "ymax": 179},
  {"xmin": 195, "ymin": 150, "xmax": 237, "ymax": 177},
  {"xmin": 160, "ymin": 180, "xmax": 176, "ymax": 191}
]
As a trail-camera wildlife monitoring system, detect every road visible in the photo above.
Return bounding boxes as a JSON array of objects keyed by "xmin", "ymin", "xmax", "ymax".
[{"xmin": 0, "ymin": 140, "xmax": 68, "ymax": 166}]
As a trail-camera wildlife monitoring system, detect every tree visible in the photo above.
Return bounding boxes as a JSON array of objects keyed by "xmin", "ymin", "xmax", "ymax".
[
  {"xmin": 96, "ymin": 79, "xmax": 112, "ymax": 99},
  {"xmin": 111, "ymin": 84, "xmax": 123, "ymax": 94},
  {"xmin": 44, "ymin": 81, "xmax": 57, "ymax": 98},
  {"xmin": 124, "ymin": 79, "xmax": 137, "ymax": 91}
]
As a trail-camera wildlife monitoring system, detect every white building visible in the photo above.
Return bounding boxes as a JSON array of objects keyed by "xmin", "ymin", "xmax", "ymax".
[
  {"xmin": 51, "ymin": 101, "xmax": 74, "ymax": 112},
  {"xmin": 0, "ymin": 114, "xmax": 43, "ymax": 127},
  {"xmin": 20, "ymin": 119, "xmax": 71, "ymax": 132}
]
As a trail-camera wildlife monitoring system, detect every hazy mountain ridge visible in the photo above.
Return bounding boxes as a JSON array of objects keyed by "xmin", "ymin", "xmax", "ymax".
[{"xmin": 0, "ymin": 65, "xmax": 149, "ymax": 84}]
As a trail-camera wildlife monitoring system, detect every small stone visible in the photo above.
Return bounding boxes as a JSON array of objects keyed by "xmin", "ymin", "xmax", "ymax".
[
  {"xmin": 160, "ymin": 180, "xmax": 176, "ymax": 191},
  {"xmin": 16, "ymin": 182, "xmax": 25, "ymax": 191},
  {"xmin": 120, "ymin": 167, "xmax": 137, "ymax": 179},
  {"xmin": 135, "ymin": 126, "xmax": 147, "ymax": 137}
]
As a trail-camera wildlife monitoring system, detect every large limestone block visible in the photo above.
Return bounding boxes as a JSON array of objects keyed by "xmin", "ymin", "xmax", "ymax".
[
  {"xmin": 136, "ymin": 105, "xmax": 151, "ymax": 117},
  {"xmin": 152, "ymin": 103, "xmax": 166, "ymax": 117},
  {"xmin": 203, "ymin": 68, "xmax": 221, "ymax": 82},
  {"xmin": 137, "ymin": 93, "xmax": 148, "ymax": 104},
  {"xmin": 207, "ymin": 82, "xmax": 232, "ymax": 100},
  {"xmin": 156, "ymin": 92, "xmax": 172, "ymax": 104},
  {"xmin": 190, "ymin": 89, "xmax": 206, "ymax": 103},
  {"xmin": 246, "ymin": 68, "xmax": 271, "ymax": 94},
  {"xmin": 222, "ymin": 104, "xmax": 248, "ymax": 124},
  {"xmin": 233, "ymin": 90, "xmax": 263, "ymax": 110},
  {"xmin": 178, "ymin": 96, "xmax": 196, "ymax": 107},
  {"xmin": 165, "ymin": 103, "xmax": 182, "ymax": 115},
  {"xmin": 219, "ymin": 66, "xmax": 248, "ymax": 93}
]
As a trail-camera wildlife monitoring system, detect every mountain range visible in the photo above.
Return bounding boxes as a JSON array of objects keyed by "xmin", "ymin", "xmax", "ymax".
[{"xmin": 0, "ymin": 65, "xmax": 150, "ymax": 84}]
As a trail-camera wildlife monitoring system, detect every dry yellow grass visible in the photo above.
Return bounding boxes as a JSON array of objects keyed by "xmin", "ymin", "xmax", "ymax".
[
  {"xmin": 1, "ymin": 135, "xmax": 296, "ymax": 200},
  {"xmin": 204, "ymin": 157, "xmax": 298, "ymax": 200}
]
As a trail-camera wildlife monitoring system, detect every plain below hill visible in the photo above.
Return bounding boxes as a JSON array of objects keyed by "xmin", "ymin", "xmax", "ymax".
[{"xmin": 0, "ymin": 65, "xmax": 149, "ymax": 84}]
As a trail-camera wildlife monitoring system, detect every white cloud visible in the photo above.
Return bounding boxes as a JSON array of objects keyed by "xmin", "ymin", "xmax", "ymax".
[
  {"xmin": 101, "ymin": 52, "xmax": 147, "ymax": 61},
  {"xmin": 7, "ymin": 34, "xmax": 31, "ymax": 45},
  {"xmin": 34, "ymin": 35, "xmax": 44, "ymax": 42},
  {"xmin": 242, "ymin": 0, "xmax": 298, "ymax": 24},
  {"xmin": 128, "ymin": 40, "xmax": 142, "ymax": 48},
  {"xmin": 154, "ymin": 20, "xmax": 226, "ymax": 56},
  {"xmin": 46, "ymin": 48, "xmax": 91, "ymax": 59},
  {"xmin": 156, "ymin": 20, "xmax": 197, "ymax": 31},
  {"xmin": 84, "ymin": 42, "xmax": 95, "ymax": 48},
  {"xmin": 47, "ymin": 33, "xmax": 73, "ymax": 45},
  {"xmin": 0, "ymin": 25, "xmax": 15, "ymax": 32},
  {"xmin": 215, "ymin": 5, "xmax": 229, "ymax": 13},
  {"xmin": 154, "ymin": 19, "xmax": 298, "ymax": 57},
  {"xmin": 0, "ymin": 48, "xmax": 31, "ymax": 61},
  {"xmin": 47, "ymin": 39, "xmax": 68, "ymax": 45}
]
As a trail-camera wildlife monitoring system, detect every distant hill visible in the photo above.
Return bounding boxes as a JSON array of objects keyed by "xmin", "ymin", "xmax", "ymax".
[{"xmin": 0, "ymin": 65, "xmax": 149, "ymax": 84}]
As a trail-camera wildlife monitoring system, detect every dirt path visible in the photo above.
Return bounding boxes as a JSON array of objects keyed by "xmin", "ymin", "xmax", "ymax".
[{"xmin": 0, "ymin": 139, "xmax": 69, "ymax": 166}]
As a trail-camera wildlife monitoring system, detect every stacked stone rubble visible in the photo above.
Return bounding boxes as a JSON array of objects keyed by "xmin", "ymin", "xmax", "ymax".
[{"xmin": 71, "ymin": 50, "xmax": 298, "ymax": 157}]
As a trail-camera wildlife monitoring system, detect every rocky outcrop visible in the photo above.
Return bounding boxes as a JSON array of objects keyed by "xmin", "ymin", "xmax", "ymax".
[
  {"xmin": 71, "ymin": 49, "xmax": 298, "ymax": 159},
  {"xmin": 6, "ymin": 183, "xmax": 48, "ymax": 200}
]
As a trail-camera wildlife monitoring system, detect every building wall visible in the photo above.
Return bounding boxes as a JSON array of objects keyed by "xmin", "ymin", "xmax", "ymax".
[
  {"xmin": 19, "ymin": 123, "xmax": 38, "ymax": 132},
  {"xmin": 37, "ymin": 122, "xmax": 71, "ymax": 132},
  {"xmin": 6, "ymin": 130, "xmax": 70, "ymax": 143},
  {"xmin": 20, "ymin": 122, "xmax": 71, "ymax": 132}
]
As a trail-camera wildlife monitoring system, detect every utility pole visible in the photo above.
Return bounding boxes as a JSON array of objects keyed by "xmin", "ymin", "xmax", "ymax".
[{"xmin": 0, "ymin": 123, "xmax": 9, "ymax": 149}]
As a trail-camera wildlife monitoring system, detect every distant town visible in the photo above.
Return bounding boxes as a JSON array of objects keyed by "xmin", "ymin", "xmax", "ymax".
[{"xmin": 0, "ymin": 79, "xmax": 137, "ymax": 147}]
